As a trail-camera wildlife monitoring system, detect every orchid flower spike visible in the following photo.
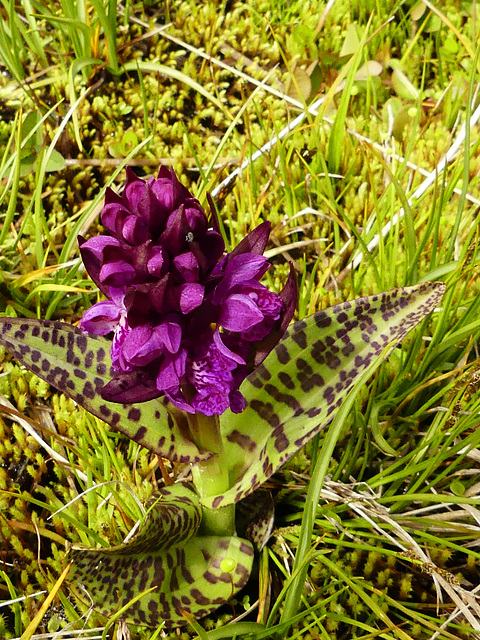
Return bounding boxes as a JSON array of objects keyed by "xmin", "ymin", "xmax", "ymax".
[{"xmin": 80, "ymin": 167, "xmax": 297, "ymax": 416}]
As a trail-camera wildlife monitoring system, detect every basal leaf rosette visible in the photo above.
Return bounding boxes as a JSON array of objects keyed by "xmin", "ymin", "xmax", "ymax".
[
  {"xmin": 79, "ymin": 166, "xmax": 297, "ymax": 418},
  {"xmin": 68, "ymin": 484, "xmax": 254, "ymax": 628}
]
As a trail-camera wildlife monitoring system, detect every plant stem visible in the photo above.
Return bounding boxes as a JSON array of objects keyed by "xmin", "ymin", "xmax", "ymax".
[{"xmin": 188, "ymin": 412, "xmax": 235, "ymax": 537}]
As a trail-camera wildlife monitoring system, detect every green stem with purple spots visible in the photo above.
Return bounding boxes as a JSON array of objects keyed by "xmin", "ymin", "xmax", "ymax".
[{"xmin": 188, "ymin": 412, "xmax": 235, "ymax": 537}]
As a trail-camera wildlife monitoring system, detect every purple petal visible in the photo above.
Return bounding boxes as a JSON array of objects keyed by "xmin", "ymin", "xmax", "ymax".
[
  {"xmin": 79, "ymin": 235, "xmax": 120, "ymax": 294},
  {"xmin": 154, "ymin": 321, "xmax": 182, "ymax": 354},
  {"xmin": 211, "ymin": 254, "xmax": 269, "ymax": 303},
  {"xmin": 195, "ymin": 230, "xmax": 225, "ymax": 271},
  {"xmin": 146, "ymin": 245, "xmax": 167, "ymax": 277},
  {"xmin": 80, "ymin": 301, "xmax": 123, "ymax": 335},
  {"xmin": 125, "ymin": 165, "xmax": 141, "ymax": 189},
  {"xmin": 124, "ymin": 277, "xmax": 178, "ymax": 324},
  {"xmin": 121, "ymin": 325, "xmax": 164, "ymax": 367},
  {"xmin": 80, "ymin": 235, "xmax": 123, "ymax": 259},
  {"xmin": 101, "ymin": 203, "xmax": 131, "ymax": 238},
  {"xmin": 239, "ymin": 284, "xmax": 284, "ymax": 341},
  {"xmin": 184, "ymin": 200, "xmax": 207, "ymax": 236},
  {"xmin": 104, "ymin": 186, "xmax": 124, "ymax": 207},
  {"xmin": 219, "ymin": 293, "xmax": 263, "ymax": 332},
  {"xmin": 146, "ymin": 275, "xmax": 178, "ymax": 315},
  {"xmin": 159, "ymin": 206, "xmax": 189, "ymax": 254},
  {"xmin": 108, "ymin": 286, "xmax": 127, "ymax": 307},
  {"xmin": 124, "ymin": 172, "xmax": 166, "ymax": 233},
  {"xmin": 156, "ymin": 349, "xmax": 187, "ymax": 391},
  {"xmin": 173, "ymin": 251, "xmax": 200, "ymax": 283},
  {"xmin": 178, "ymin": 283, "xmax": 204, "ymax": 314},
  {"xmin": 122, "ymin": 215, "xmax": 150, "ymax": 244},
  {"xmin": 165, "ymin": 389, "xmax": 194, "ymax": 414},
  {"xmin": 99, "ymin": 260, "xmax": 136, "ymax": 287},
  {"xmin": 151, "ymin": 166, "xmax": 189, "ymax": 212},
  {"xmin": 213, "ymin": 330, "xmax": 245, "ymax": 365}
]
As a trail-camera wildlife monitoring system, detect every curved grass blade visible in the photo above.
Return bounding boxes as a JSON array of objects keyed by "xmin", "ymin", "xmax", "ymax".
[
  {"xmin": 69, "ymin": 485, "xmax": 254, "ymax": 628},
  {"xmin": 207, "ymin": 282, "xmax": 446, "ymax": 509},
  {"xmin": 0, "ymin": 319, "xmax": 208, "ymax": 463}
]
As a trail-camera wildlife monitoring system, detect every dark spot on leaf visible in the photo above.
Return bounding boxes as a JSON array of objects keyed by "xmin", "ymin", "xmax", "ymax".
[
  {"xmin": 134, "ymin": 426, "xmax": 147, "ymax": 440},
  {"xmin": 99, "ymin": 405, "xmax": 111, "ymax": 417},
  {"xmin": 292, "ymin": 329, "xmax": 307, "ymax": 349},
  {"xmin": 83, "ymin": 381, "xmax": 95, "ymax": 398},
  {"xmin": 314, "ymin": 312, "xmax": 332, "ymax": 328},
  {"xmin": 226, "ymin": 430, "xmax": 257, "ymax": 452},
  {"xmin": 275, "ymin": 343, "xmax": 291, "ymax": 364},
  {"xmin": 248, "ymin": 373, "xmax": 263, "ymax": 388},
  {"xmin": 278, "ymin": 371, "xmax": 295, "ymax": 390},
  {"xmin": 128, "ymin": 408, "xmax": 141, "ymax": 422},
  {"xmin": 76, "ymin": 335, "xmax": 87, "ymax": 353},
  {"xmin": 257, "ymin": 364, "xmax": 271, "ymax": 381},
  {"xmin": 250, "ymin": 399, "xmax": 280, "ymax": 427}
]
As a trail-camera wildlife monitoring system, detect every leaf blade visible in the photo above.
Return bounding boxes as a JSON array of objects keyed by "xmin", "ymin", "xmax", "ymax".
[
  {"xmin": 69, "ymin": 485, "xmax": 253, "ymax": 628},
  {"xmin": 0, "ymin": 319, "xmax": 206, "ymax": 463},
  {"xmin": 208, "ymin": 282, "xmax": 445, "ymax": 508}
]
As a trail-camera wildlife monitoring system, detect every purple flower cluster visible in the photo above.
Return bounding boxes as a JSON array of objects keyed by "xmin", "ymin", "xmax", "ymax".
[{"xmin": 79, "ymin": 167, "xmax": 296, "ymax": 416}]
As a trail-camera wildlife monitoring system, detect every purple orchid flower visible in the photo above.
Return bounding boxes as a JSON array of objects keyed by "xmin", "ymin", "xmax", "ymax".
[{"xmin": 79, "ymin": 167, "xmax": 297, "ymax": 416}]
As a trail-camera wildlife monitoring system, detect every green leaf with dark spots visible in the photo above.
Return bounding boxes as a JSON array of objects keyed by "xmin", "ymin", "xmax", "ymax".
[
  {"xmin": 0, "ymin": 319, "xmax": 208, "ymax": 463},
  {"xmin": 69, "ymin": 484, "xmax": 254, "ymax": 628},
  {"xmin": 208, "ymin": 282, "xmax": 445, "ymax": 509}
]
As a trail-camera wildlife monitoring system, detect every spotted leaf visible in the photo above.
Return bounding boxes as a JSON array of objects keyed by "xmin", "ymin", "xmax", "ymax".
[
  {"xmin": 69, "ymin": 484, "xmax": 254, "ymax": 628},
  {"xmin": 0, "ymin": 319, "xmax": 207, "ymax": 463},
  {"xmin": 206, "ymin": 282, "xmax": 446, "ymax": 509}
]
